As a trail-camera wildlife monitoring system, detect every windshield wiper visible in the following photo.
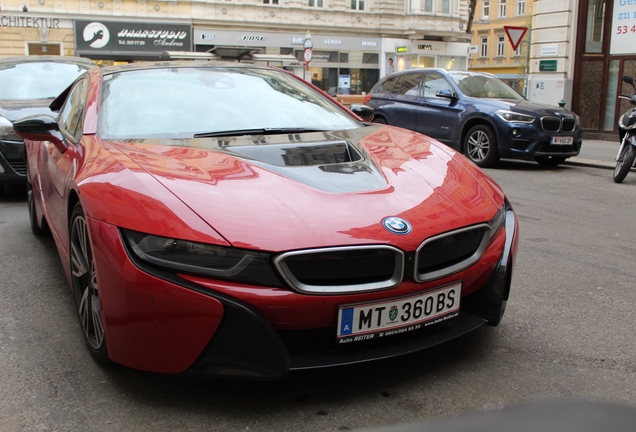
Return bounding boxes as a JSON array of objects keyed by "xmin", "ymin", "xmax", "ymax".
[{"xmin": 194, "ymin": 128, "xmax": 323, "ymax": 138}]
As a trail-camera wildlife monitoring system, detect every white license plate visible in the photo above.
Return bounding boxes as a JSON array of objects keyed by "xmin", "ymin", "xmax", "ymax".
[
  {"xmin": 551, "ymin": 136, "xmax": 573, "ymax": 145},
  {"xmin": 336, "ymin": 282, "xmax": 461, "ymax": 343}
]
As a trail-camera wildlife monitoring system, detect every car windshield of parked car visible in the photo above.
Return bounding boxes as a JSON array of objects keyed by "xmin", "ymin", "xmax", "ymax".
[
  {"xmin": 449, "ymin": 73, "xmax": 524, "ymax": 100},
  {"xmin": 0, "ymin": 62, "xmax": 90, "ymax": 100},
  {"xmin": 98, "ymin": 67, "xmax": 360, "ymax": 139}
]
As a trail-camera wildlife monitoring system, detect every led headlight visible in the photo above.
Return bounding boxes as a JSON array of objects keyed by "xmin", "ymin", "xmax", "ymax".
[
  {"xmin": 488, "ymin": 203, "xmax": 506, "ymax": 242},
  {"xmin": 495, "ymin": 110, "xmax": 535, "ymax": 123},
  {"xmin": 0, "ymin": 115, "xmax": 22, "ymax": 142},
  {"xmin": 121, "ymin": 229, "xmax": 284, "ymax": 287}
]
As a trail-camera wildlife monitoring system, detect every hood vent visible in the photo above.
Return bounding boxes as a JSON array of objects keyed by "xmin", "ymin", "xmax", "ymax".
[{"xmin": 227, "ymin": 141, "xmax": 362, "ymax": 167}]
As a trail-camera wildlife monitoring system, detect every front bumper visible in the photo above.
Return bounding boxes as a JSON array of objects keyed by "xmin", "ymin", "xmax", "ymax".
[
  {"xmin": 494, "ymin": 121, "xmax": 583, "ymax": 160},
  {"xmin": 0, "ymin": 140, "xmax": 26, "ymax": 187},
  {"xmin": 88, "ymin": 204, "xmax": 518, "ymax": 380}
]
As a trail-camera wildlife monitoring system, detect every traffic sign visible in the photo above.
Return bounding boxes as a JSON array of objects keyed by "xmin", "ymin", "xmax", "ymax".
[
  {"xmin": 504, "ymin": 26, "xmax": 528, "ymax": 51},
  {"xmin": 303, "ymin": 48, "xmax": 313, "ymax": 63}
]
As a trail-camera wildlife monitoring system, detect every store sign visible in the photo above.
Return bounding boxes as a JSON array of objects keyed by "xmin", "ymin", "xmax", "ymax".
[
  {"xmin": 610, "ymin": 0, "xmax": 636, "ymax": 55},
  {"xmin": 241, "ymin": 35, "xmax": 266, "ymax": 42},
  {"xmin": 1, "ymin": 15, "xmax": 72, "ymax": 28},
  {"xmin": 324, "ymin": 39, "xmax": 343, "ymax": 45},
  {"xmin": 362, "ymin": 41, "xmax": 377, "ymax": 47},
  {"xmin": 541, "ymin": 44, "xmax": 558, "ymax": 56},
  {"xmin": 539, "ymin": 60, "xmax": 557, "ymax": 72},
  {"xmin": 74, "ymin": 20, "xmax": 192, "ymax": 52}
]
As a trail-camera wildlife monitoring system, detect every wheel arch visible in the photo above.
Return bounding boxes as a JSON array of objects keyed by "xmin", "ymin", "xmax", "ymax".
[
  {"xmin": 460, "ymin": 117, "xmax": 498, "ymax": 152},
  {"xmin": 68, "ymin": 189, "xmax": 81, "ymax": 226}
]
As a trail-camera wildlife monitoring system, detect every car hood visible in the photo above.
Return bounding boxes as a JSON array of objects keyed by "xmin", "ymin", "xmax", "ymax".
[
  {"xmin": 105, "ymin": 126, "xmax": 504, "ymax": 252},
  {"xmin": 0, "ymin": 98, "xmax": 54, "ymax": 121},
  {"xmin": 475, "ymin": 98, "xmax": 577, "ymax": 118}
]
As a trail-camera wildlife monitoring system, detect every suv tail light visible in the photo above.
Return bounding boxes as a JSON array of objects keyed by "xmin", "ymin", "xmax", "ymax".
[{"xmin": 363, "ymin": 94, "xmax": 372, "ymax": 104}]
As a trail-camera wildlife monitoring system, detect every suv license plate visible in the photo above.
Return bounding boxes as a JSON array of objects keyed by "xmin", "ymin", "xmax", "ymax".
[
  {"xmin": 551, "ymin": 136, "xmax": 573, "ymax": 145},
  {"xmin": 336, "ymin": 283, "xmax": 461, "ymax": 343}
]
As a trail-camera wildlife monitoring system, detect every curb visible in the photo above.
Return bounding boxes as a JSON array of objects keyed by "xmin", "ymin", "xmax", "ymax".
[{"xmin": 564, "ymin": 158, "xmax": 616, "ymax": 170}]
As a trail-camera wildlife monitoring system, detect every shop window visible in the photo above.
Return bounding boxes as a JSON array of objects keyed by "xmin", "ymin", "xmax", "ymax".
[
  {"xmin": 362, "ymin": 53, "xmax": 378, "ymax": 64},
  {"xmin": 517, "ymin": 0, "xmax": 525, "ymax": 15},
  {"xmin": 498, "ymin": 0, "xmax": 506, "ymax": 18},
  {"xmin": 339, "ymin": 53, "xmax": 349, "ymax": 63},
  {"xmin": 585, "ymin": 0, "xmax": 605, "ymax": 53},
  {"xmin": 308, "ymin": 0, "xmax": 324, "ymax": 7},
  {"xmin": 482, "ymin": 0, "xmax": 489, "ymax": 19},
  {"xmin": 418, "ymin": 57, "xmax": 435, "ymax": 68},
  {"xmin": 27, "ymin": 43, "xmax": 61, "ymax": 56},
  {"xmin": 497, "ymin": 35, "xmax": 505, "ymax": 57},
  {"xmin": 480, "ymin": 36, "xmax": 488, "ymax": 57},
  {"xmin": 351, "ymin": 0, "xmax": 365, "ymax": 10}
]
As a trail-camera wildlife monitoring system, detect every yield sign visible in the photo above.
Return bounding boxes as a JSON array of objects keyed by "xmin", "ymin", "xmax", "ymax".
[{"xmin": 504, "ymin": 26, "xmax": 528, "ymax": 51}]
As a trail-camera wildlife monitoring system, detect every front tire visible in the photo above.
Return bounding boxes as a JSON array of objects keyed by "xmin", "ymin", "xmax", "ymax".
[
  {"xmin": 69, "ymin": 203, "xmax": 111, "ymax": 365},
  {"xmin": 464, "ymin": 124, "xmax": 500, "ymax": 168},
  {"xmin": 613, "ymin": 143, "xmax": 636, "ymax": 183}
]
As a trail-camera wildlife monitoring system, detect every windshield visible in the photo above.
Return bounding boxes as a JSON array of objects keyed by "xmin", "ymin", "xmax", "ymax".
[
  {"xmin": 449, "ymin": 72, "xmax": 524, "ymax": 100},
  {"xmin": 98, "ymin": 67, "xmax": 360, "ymax": 139},
  {"xmin": 0, "ymin": 62, "xmax": 91, "ymax": 100}
]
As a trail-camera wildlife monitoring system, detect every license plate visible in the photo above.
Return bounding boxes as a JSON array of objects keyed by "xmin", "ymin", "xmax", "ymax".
[
  {"xmin": 551, "ymin": 136, "xmax": 573, "ymax": 145},
  {"xmin": 336, "ymin": 282, "xmax": 461, "ymax": 343}
]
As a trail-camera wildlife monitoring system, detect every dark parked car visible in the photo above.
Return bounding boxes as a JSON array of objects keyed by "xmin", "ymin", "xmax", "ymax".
[
  {"xmin": 364, "ymin": 68, "xmax": 583, "ymax": 168},
  {"xmin": 0, "ymin": 56, "xmax": 95, "ymax": 193}
]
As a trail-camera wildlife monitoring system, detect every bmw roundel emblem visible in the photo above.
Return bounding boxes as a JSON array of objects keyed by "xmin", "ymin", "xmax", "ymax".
[{"xmin": 382, "ymin": 217, "xmax": 412, "ymax": 235}]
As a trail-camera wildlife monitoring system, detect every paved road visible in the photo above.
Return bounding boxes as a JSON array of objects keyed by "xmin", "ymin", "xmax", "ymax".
[{"xmin": 1, "ymin": 160, "xmax": 635, "ymax": 431}]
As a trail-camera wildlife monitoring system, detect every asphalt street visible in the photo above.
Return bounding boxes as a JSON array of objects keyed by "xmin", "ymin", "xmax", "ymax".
[{"xmin": 1, "ymin": 140, "xmax": 635, "ymax": 431}]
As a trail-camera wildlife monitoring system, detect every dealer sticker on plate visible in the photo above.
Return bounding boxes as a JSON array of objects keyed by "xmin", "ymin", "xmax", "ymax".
[
  {"xmin": 551, "ymin": 136, "xmax": 573, "ymax": 145},
  {"xmin": 336, "ymin": 282, "xmax": 461, "ymax": 344}
]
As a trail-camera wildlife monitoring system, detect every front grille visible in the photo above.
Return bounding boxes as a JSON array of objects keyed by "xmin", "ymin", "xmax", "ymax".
[
  {"xmin": 275, "ymin": 246, "xmax": 404, "ymax": 294},
  {"xmin": 541, "ymin": 116, "xmax": 576, "ymax": 133},
  {"xmin": 541, "ymin": 117, "xmax": 561, "ymax": 132},
  {"xmin": 415, "ymin": 224, "xmax": 490, "ymax": 282},
  {"xmin": 6, "ymin": 158, "xmax": 26, "ymax": 175},
  {"xmin": 562, "ymin": 118, "xmax": 576, "ymax": 132}
]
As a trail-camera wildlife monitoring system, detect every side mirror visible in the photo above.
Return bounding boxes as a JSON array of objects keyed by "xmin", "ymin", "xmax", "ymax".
[
  {"xmin": 436, "ymin": 89, "xmax": 457, "ymax": 100},
  {"xmin": 13, "ymin": 115, "xmax": 67, "ymax": 152},
  {"xmin": 350, "ymin": 104, "xmax": 375, "ymax": 122}
]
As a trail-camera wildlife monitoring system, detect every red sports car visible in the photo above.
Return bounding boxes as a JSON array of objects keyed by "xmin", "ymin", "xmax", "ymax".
[{"xmin": 14, "ymin": 62, "xmax": 518, "ymax": 379}]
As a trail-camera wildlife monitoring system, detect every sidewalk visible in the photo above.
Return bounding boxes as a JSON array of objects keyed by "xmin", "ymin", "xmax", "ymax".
[{"xmin": 564, "ymin": 139, "xmax": 618, "ymax": 169}]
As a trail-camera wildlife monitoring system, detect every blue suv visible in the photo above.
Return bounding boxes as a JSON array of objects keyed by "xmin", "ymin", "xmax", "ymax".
[{"xmin": 364, "ymin": 68, "xmax": 582, "ymax": 168}]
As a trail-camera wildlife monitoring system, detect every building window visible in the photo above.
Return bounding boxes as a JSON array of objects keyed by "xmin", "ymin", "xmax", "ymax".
[
  {"xmin": 263, "ymin": 0, "xmax": 279, "ymax": 3},
  {"xmin": 351, "ymin": 0, "xmax": 364, "ymax": 10},
  {"xmin": 514, "ymin": 44, "xmax": 522, "ymax": 56},
  {"xmin": 424, "ymin": 0, "xmax": 433, "ymax": 12},
  {"xmin": 482, "ymin": 0, "xmax": 489, "ymax": 18},
  {"xmin": 499, "ymin": 0, "xmax": 506, "ymax": 17},
  {"xmin": 480, "ymin": 36, "xmax": 488, "ymax": 57},
  {"xmin": 517, "ymin": 0, "xmax": 525, "ymax": 15},
  {"xmin": 497, "ymin": 35, "xmax": 505, "ymax": 56},
  {"xmin": 308, "ymin": 0, "xmax": 323, "ymax": 7}
]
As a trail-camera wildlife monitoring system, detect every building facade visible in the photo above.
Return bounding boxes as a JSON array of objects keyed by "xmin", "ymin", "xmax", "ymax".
[
  {"xmin": 468, "ymin": 0, "xmax": 533, "ymax": 95},
  {"xmin": 0, "ymin": 0, "xmax": 474, "ymax": 96}
]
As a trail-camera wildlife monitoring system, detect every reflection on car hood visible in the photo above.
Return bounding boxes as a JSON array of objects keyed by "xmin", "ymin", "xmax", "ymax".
[
  {"xmin": 0, "ymin": 98, "xmax": 53, "ymax": 121},
  {"xmin": 108, "ymin": 125, "xmax": 503, "ymax": 251}
]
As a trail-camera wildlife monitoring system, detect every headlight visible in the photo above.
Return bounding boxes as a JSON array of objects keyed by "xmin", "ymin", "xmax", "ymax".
[
  {"xmin": 495, "ymin": 110, "xmax": 535, "ymax": 123},
  {"xmin": 575, "ymin": 114, "xmax": 581, "ymax": 126},
  {"xmin": 121, "ymin": 229, "xmax": 285, "ymax": 288},
  {"xmin": 0, "ymin": 115, "xmax": 22, "ymax": 142},
  {"xmin": 488, "ymin": 203, "xmax": 506, "ymax": 242}
]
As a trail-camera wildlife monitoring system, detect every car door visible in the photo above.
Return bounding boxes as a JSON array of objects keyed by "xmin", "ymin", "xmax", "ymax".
[
  {"xmin": 372, "ymin": 73, "xmax": 422, "ymax": 129},
  {"xmin": 414, "ymin": 72, "xmax": 463, "ymax": 148},
  {"xmin": 40, "ymin": 77, "xmax": 88, "ymax": 244}
]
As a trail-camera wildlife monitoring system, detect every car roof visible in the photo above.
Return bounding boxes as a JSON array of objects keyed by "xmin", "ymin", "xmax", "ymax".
[
  {"xmin": 98, "ymin": 60, "xmax": 271, "ymax": 76},
  {"xmin": 0, "ymin": 55, "xmax": 96, "ymax": 67}
]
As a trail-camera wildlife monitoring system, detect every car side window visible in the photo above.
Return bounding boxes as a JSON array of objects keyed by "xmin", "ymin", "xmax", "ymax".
[
  {"xmin": 423, "ymin": 73, "xmax": 453, "ymax": 99},
  {"xmin": 58, "ymin": 78, "xmax": 89, "ymax": 143},
  {"xmin": 380, "ymin": 76, "xmax": 399, "ymax": 94},
  {"xmin": 396, "ymin": 74, "xmax": 422, "ymax": 97}
]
